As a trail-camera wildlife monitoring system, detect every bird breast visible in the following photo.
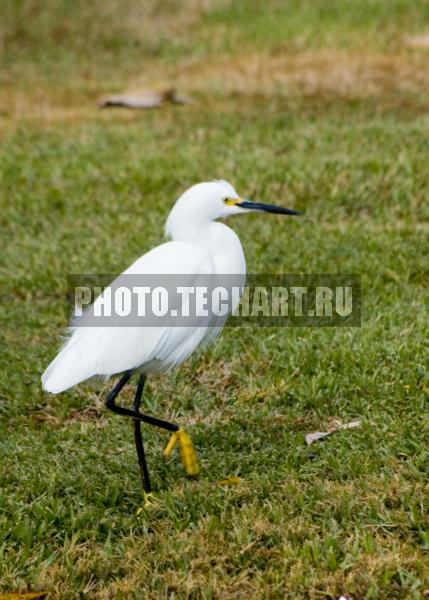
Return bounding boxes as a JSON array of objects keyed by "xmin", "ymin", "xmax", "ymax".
[{"xmin": 203, "ymin": 222, "xmax": 246, "ymax": 276}]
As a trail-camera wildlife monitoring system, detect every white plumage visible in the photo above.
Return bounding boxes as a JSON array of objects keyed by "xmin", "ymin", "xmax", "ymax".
[{"xmin": 42, "ymin": 181, "xmax": 246, "ymax": 393}]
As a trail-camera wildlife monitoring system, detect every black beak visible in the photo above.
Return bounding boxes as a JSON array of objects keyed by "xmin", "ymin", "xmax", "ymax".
[{"xmin": 238, "ymin": 200, "xmax": 301, "ymax": 216}]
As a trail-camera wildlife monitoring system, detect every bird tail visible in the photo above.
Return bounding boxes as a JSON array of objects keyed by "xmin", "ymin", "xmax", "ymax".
[{"xmin": 41, "ymin": 336, "xmax": 95, "ymax": 394}]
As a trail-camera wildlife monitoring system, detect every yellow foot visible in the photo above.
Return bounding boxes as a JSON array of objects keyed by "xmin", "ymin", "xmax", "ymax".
[
  {"xmin": 136, "ymin": 492, "xmax": 156, "ymax": 515},
  {"xmin": 143, "ymin": 492, "xmax": 156, "ymax": 508},
  {"xmin": 163, "ymin": 428, "xmax": 200, "ymax": 476}
]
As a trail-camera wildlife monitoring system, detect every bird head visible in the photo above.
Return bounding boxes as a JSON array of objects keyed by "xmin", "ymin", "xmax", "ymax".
[{"xmin": 165, "ymin": 180, "xmax": 300, "ymax": 239}]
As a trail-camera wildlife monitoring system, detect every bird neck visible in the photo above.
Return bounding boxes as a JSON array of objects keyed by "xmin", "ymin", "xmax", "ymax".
[
  {"xmin": 167, "ymin": 217, "xmax": 245, "ymax": 275},
  {"xmin": 165, "ymin": 204, "xmax": 213, "ymax": 244}
]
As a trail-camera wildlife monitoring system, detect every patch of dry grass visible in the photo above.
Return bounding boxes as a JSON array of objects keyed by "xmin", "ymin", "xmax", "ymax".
[
  {"xmin": 176, "ymin": 50, "xmax": 429, "ymax": 98},
  {"xmin": 3, "ymin": 48, "xmax": 429, "ymax": 129}
]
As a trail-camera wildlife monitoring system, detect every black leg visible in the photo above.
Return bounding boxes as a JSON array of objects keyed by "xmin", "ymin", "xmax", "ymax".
[
  {"xmin": 106, "ymin": 374, "xmax": 179, "ymax": 432},
  {"xmin": 132, "ymin": 375, "xmax": 151, "ymax": 493},
  {"xmin": 105, "ymin": 372, "xmax": 199, "ymax": 484},
  {"xmin": 105, "ymin": 371, "xmax": 133, "ymax": 406}
]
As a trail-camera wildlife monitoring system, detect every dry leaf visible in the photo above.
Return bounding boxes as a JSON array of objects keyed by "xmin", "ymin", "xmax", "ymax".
[
  {"xmin": 305, "ymin": 420, "xmax": 361, "ymax": 445},
  {"xmin": 305, "ymin": 430, "xmax": 332, "ymax": 444},
  {"xmin": 404, "ymin": 34, "xmax": 429, "ymax": 48},
  {"xmin": 98, "ymin": 88, "xmax": 188, "ymax": 109}
]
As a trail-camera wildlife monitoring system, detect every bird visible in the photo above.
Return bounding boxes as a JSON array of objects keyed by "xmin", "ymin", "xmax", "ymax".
[{"xmin": 42, "ymin": 180, "xmax": 300, "ymax": 495}]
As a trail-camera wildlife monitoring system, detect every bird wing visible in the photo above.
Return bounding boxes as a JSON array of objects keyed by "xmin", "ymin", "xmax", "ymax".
[{"xmin": 42, "ymin": 241, "xmax": 216, "ymax": 393}]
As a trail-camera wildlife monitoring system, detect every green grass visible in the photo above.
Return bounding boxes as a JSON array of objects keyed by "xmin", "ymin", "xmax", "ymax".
[{"xmin": 1, "ymin": 1, "xmax": 429, "ymax": 598}]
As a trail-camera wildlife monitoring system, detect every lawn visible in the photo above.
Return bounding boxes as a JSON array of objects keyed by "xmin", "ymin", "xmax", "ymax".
[{"xmin": 1, "ymin": 1, "xmax": 429, "ymax": 598}]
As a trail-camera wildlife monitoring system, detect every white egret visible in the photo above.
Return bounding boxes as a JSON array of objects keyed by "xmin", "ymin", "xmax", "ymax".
[{"xmin": 42, "ymin": 180, "xmax": 300, "ymax": 493}]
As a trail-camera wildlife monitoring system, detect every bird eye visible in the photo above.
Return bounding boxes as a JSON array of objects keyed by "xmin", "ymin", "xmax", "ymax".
[{"xmin": 224, "ymin": 198, "xmax": 236, "ymax": 206}]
